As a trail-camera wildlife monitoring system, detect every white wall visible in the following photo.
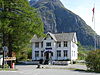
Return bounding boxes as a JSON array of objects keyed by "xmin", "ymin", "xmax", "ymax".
[
  {"xmin": 32, "ymin": 42, "xmax": 43, "ymax": 60},
  {"xmin": 70, "ymin": 41, "xmax": 78, "ymax": 61},
  {"xmin": 43, "ymin": 36, "xmax": 56, "ymax": 60},
  {"xmin": 32, "ymin": 35, "xmax": 78, "ymax": 61},
  {"xmin": 55, "ymin": 41, "xmax": 70, "ymax": 60}
]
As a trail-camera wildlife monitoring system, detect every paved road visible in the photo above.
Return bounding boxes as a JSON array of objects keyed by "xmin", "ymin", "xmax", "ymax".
[{"xmin": 0, "ymin": 65, "xmax": 99, "ymax": 75}]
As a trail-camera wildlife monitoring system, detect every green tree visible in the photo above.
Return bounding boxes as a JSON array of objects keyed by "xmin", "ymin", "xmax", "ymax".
[
  {"xmin": 77, "ymin": 42, "xmax": 87, "ymax": 60},
  {"xmin": 0, "ymin": 0, "xmax": 43, "ymax": 58},
  {"xmin": 85, "ymin": 50, "xmax": 100, "ymax": 72},
  {"xmin": 16, "ymin": 44, "xmax": 32, "ymax": 61}
]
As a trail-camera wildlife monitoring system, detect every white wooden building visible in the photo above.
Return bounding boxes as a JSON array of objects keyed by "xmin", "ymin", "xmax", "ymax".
[{"xmin": 31, "ymin": 32, "xmax": 78, "ymax": 64}]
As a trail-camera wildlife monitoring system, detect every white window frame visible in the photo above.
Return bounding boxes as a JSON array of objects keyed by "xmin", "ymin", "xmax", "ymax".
[
  {"xmin": 63, "ymin": 50, "xmax": 68, "ymax": 57},
  {"xmin": 46, "ymin": 42, "xmax": 51, "ymax": 47},
  {"xmin": 35, "ymin": 42, "xmax": 39, "ymax": 48},
  {"xmin": 64, "ymin": 41, "xmax": 68, "ymax": 47},
  {"xmin": 57, "ymin": 42, "xmax": 61, "ymax": 48},
  {"xmin": 57, "ymin": 50, "xmax": 61, "ymax": 57},
  {"xmin": 35, "ymin": 51, "xmax": 39, "ymax": 58}
]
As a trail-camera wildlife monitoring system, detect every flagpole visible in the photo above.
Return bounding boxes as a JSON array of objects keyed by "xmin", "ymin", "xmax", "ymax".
[
  {"xmin": 92, "ymin": 4, "xmax": 96, "ymax": 50},
  {"xmin": 94, "ymin": 12, "xmax": 96, "ymax": 51}
]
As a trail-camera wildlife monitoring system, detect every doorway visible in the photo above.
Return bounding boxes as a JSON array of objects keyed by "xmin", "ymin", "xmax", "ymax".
[{"xmin": 44, "ymin": 51, "xmax": 53, "ymax": 64}]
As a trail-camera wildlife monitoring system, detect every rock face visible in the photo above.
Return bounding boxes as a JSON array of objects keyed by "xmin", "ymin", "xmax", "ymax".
[{"xmin": 30, "ymin": 0, "xmax": 100, "ymax": 49}]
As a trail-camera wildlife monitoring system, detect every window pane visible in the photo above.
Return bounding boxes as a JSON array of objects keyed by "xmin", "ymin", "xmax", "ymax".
[
  {"xmin": 41, "ymin": 51, "xmax": 43, "ymax": 57},
  {"xmin": 57, "ymin": 50, "xmax": 61, "ymax": 57},
  {"xmin": 63, "ymin": 50, "xmax": 68, "ymax": 57},
  {"xmin": 41, "ymin": 42, "xmax": 43, "ymax": 48},
  {"xmin": 46, "ymin": 42, "xmax": 51, "ymax": 46},
  {"xmin": 74, "ymin": 51, "xmax": 75, "ymax": 56},
  {"xmin": 64, "ymin": 41, "xmax": 67, "ymax": 47},
  {"xmin": 57, "ymin": 42, "xmax": 61, "ymax": 48},
  {"xmin": 35, "ymin": 51, "xmax": 39, "ymax": 57},
  {"xmin": 35, "ymin": 42, "xmax": 39, "ymax": 48}
]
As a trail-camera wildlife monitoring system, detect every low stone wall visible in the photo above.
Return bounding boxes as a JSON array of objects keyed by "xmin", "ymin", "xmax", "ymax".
[
  {"xmin": 52, "ymin": 61, "xmax": 70, "ymax": 65},
  {"xmin": 32, "ymin": 61, "xmax": 39, "ymax": 64},
  {"xmin": 31, "ymin": 60, "xmax": 71, "ymax": 65}
]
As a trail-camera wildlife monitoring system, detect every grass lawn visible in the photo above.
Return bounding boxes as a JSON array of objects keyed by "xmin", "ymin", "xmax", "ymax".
[{"xmin": 0, "ymin": 68, "xmax": 17, "ymax": 71}]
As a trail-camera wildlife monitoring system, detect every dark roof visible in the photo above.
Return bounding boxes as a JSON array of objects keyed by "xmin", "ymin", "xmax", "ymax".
[
  {"xmin": 31, "ymin": 35, "xmax": 43, "ymax": 42},
  {"xmin": 54, "ymin": 33, "xmax": 75, "ymax": 41},
  {"xmin": 31, "ymin": 32, "xmax": 76, "ymax": 42}
]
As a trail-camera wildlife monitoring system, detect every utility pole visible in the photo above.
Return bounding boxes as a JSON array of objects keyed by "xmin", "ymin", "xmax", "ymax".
[{"xmin": 2, "ymin": 1, "xmax": 5, "ymax": 68}]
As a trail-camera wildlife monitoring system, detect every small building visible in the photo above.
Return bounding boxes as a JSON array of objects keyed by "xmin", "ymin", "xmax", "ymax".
[{"xmin": 31, "ymin": 32, "xmax": 78, "ymax": 64}]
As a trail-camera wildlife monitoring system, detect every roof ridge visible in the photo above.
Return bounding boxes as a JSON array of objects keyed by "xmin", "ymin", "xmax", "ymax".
[{"xmin": 53, "ymin": 32, "xmax": 76, "ymax": 35}]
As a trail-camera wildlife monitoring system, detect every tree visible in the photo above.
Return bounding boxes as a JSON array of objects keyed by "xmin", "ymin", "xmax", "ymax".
[
  {"xmin": 85, "ymin": 50, "xmax": 100, "ymax": 72},
  {"xmin": 0, "ymin": 0, "xmax": 44, "ymax": 66},
  {"xmin": 16, "ymin": 44, "xmax": 32, "ymax": 61},
  {"xmin": 77, "ymin": 42, "xmax": 87, "ymax": 60}
]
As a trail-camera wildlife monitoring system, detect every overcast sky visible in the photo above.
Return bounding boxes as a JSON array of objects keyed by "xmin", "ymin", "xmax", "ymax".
[{"xmin": 60, "ymin": 0, "xmax": 100, "ymax": 35}]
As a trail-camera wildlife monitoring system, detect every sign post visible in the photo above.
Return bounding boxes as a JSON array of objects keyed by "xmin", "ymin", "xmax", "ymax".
[{"xmin": 2, "ymin": 46, "xmax": 8, "ymax": 68}]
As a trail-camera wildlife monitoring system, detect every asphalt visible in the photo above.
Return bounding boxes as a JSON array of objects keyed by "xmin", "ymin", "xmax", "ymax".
[{"xmin": 0, "ymin": 64, "xmax": 99, "ymax": 75}]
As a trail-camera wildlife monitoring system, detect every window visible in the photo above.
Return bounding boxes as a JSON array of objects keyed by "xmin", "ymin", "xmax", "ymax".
[
  {"xmin": 64, "ymin": 41, "xmax": 68, "ymax": 47},
  {"xmin": 74, "ymin": 51, "xmax": 75, "ymax": 56},
  {"xmin": 46, "ymin": 42, "xmax": 51, "ymax": 47},
  {"xmin": 72, "ymin": 43, "xmax": 75, "ymax": 47},
  {"xmin": 41, "ymin": 42, "xmax": 43, "ymax": 48},
  {"xmin": 63, "ymin": 50, "xmax": 68, "ymax": 57},
  {"xmin": 41, "ymin": 51, "xmax": 44, "ymax": 57},
  {"xmin": 57, "ymin": 42, "xmax": 61, "ymax": 48},
  {"xmin": 35, "ymin": 51, "xmax": 39, "ymax": 57},
  {"xmin": 35, "ymin": 42, "xmax": 39, "ymax": 48},
  {"xmin": 57, "ymin": 50, "xmax": 61, "ymax": 57},
  {"xmin": 72, "ymin": 51, "xmax": 73, "ymax": 57}
]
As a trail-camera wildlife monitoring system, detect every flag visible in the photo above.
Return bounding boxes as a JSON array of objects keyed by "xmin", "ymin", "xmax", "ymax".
[
  {"xmin": 92, "ymin": 7, "xmax": 95, "ymax": 22},
  {"xmin": 92, "ymin": 7, "xmax": 95, "ymax": 15}
]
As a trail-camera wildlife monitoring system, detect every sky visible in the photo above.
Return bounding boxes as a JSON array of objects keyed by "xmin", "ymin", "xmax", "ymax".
[{"xmin": 60, "ymin": 0, "xmax": 100, "ymax": 35}]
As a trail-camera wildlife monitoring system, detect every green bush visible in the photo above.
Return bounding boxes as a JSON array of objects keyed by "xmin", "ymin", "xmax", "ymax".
[
  {"xmin": 4, "ymin": 64, "xmax": 9, "ymax": 68},
  {"xmin": 0, "ymin": 65, "xmax": 2, "ymax": 68},
  {"xmin": 85, "ymin": 50, "xmax": 100, "ymax": 72}
]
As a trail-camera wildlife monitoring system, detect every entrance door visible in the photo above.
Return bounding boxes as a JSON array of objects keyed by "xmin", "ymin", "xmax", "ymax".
[
  {"xmin": 45, "ymin": 52, "xmax": 49, "ymax": 60},
  {"xmin": 44, "ymin": 51, "xmax": 53, "ymax": 64}
]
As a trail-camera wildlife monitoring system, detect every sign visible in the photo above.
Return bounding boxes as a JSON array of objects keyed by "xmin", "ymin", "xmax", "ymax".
[
  {"xmin": 4, "ymin": 57, "xmax": 16, "ymax": 61},
  {"xmin": 2, "ymin": 46, "xmax": 8, "ymax": 52}
]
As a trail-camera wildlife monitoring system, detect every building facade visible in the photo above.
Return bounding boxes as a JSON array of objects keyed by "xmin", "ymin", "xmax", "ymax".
[{"xmin": 31, "ymin": 32, "xmax": 78, "ymax": 64}]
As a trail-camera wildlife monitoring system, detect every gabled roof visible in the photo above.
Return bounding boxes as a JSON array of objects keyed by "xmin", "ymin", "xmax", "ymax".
[
  {"xmin": 47, "ymin": 32, "xmax": 57, "ymax": 41},
  {"xmin": 30, "ymin": 32, "xmax": 77, "ymax": 42},
  {"xmin": 31, "ymin": 35, "xmax": 43, "ymax": 42},
  {"xmin": 54, "ymin": 33, "xmax": 75, "ymax": 41}
]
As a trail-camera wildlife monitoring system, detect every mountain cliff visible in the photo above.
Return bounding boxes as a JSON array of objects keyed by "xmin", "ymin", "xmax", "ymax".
[{"xmin": 30, "ymin": 0, "xmax": 100, "ymax": 49}]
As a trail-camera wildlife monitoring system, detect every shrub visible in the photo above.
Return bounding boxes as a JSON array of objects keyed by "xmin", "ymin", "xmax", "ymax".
[
  {"xmin": 4, "ymin": 64, "xmax": 9, "ymax": 68},
  {"xmin": 85, "ymin": 50, "xmax": 100, "ymax": 72}
]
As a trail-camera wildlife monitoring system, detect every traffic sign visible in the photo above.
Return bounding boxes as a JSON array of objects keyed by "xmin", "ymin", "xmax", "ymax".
[{"xmin": 2, "ymin": 46, "xmax": 8, "ymax": 52}]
